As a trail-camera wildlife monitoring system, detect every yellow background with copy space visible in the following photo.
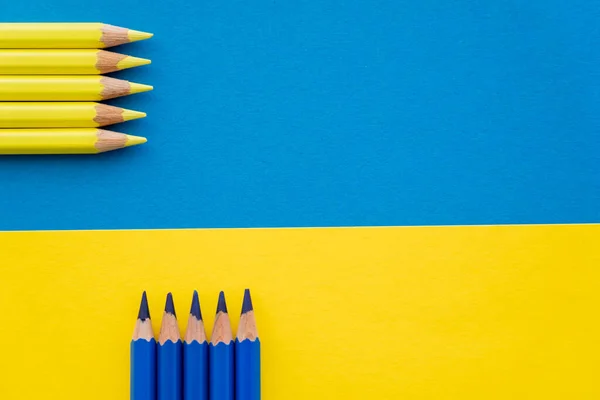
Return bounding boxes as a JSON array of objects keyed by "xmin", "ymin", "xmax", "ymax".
[{"xmin": 0, "ymin": 225, "xmax": 598, "ymax": 398}]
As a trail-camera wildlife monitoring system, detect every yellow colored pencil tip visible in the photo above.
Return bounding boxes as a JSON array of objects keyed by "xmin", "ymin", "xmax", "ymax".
[
  {"xmin": 117, "ymin": 56, "xmax": 151, "ymax": 71},
  {"xmin": 129, "ymin": 82, "xmax": 153, "ymax": 95},
  {"xmin": 122, "ymin": 109, "xmax": 147, "ymax": 122},
  {"xmin": 125, "ymin": 135, "xmax": 147, "ymax": 148},
  {"xmin": 128, "ymin": 30, "xmax": 153, "ymax": 43}
]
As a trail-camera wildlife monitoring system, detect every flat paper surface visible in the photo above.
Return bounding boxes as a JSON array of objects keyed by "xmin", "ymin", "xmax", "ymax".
[
  {"xmin": 0, "ymin": 225, "xmax": 598, "ymax": 398},
  {"xmin": 0, "ymin": 0, "xmax": 599, "ymax": 229}
]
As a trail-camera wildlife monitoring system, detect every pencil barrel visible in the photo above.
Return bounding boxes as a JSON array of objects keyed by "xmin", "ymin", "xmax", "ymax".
[
  {"xmin": 0, "ymin": 128, "xmax": 100, "ymax": 154},
  {"xmin": 131, "ymin": 339, "xmax": 157, "ymax": 400},
  {"xmin": 0, "ymin": 76, "xmax": 104, "ymax": 101},
  {"xmin": 184, "ymin": 342, "xmax": 209, "ymax": 400},
  {"xmin": 0, "ymin": 50, "xmax": 100, "ymax": 74},
  {"xmin": 209, "ymin": 342, "xmax": 234, "ymax": 400},
  {"xmin": 235, "ymin": 339, "xmax": 261, "ymax": 400},
  {"xmin": 158, "ymin": 340, "xmax": 183, "ymax": 400},
  {"xmin": 0, "ymin": 23, "xmax": 104, "ymax": 48},
  {"xmin": 0, "ymin": 102, "xmax": 101, "ymax": 128}
]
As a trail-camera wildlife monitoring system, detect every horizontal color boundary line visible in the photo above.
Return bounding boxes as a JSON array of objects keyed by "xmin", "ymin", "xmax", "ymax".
[{"xmin": 0, "ymin": 222, "xmax": 598, "ymax": 233}]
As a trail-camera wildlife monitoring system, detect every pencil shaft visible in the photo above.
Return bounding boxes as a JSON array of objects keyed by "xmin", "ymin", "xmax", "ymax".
[
  {"xmin": 0, "ymin": 102, "xmax": 144, "ymax": 128},
  {"xmin": 0, "ymin": 50, "xmax": 149, "ymax": 74},
  {"xmin": 0, "ymin": 23, "xmax": 152, "ymax": 48},
  {"xmin": 183, "ymin": 342, "xmax": 208, "ymax": 400},
  {"xmin": 236, "ymin": 290, "xmax": 260, "ymax": 400},
  {"xmin": 235, "ymin": 339, "xmax": 261, "ymax": 400},
  {"xmin": 158, "ymin": 341, "xmax": 183, "ymax": 400},
  {"xmin": 0, "ymin": 128, "xmax": 146, "ymax": 154},
  {"xmin": 0, "ymin": 76, "xmax": 152, "ymax": 101},
  {"xmin": 131, "ymin": 339, "xmax": 157, "ymax": 400},
  {"xmin": 209, "ymin": 343, "xmax": 234, "ymax": 400}
]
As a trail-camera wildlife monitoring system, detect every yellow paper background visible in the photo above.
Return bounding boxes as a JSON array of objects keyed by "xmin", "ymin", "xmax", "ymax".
[{"xmin": 0, "ymin": 225, "xmax": 598, "ymax": 399}]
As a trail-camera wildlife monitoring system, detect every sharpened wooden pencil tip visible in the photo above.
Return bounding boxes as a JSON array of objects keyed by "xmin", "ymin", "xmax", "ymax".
[
  {"xmin": 95, "ymin": 129, "xmax": 128, "ymax": 152},
  {"xmin": 95, "ymin": 103, "xmax": 132, "ymax": 127},
  {"xmin": 159, "ymin": 295, "xmax": 180, "ymax": 343},
  {"xmin": 138, "ymin": 291, "xmax": 151, "ymax": 321},
  {"xmin": 190, "ymin": 290, "xmax": 203, "ymax": 320},
  {"xmin": 217, "ymin": 291, "xmax": 228, "ymax": 314},
  {"xmin": 241, "ymin": 289, "xmax": 254, "ymax": 314},
  {"xmin": 165, "ymin": 292, "xmax": 176, "ymax": 316},
  {"xmin": 211, "ymin": 293, "xmax": 233, "ymax": 344},
  {"xmin": 236, "ymin": 289, "xmax": 258, "ymax": 341}
]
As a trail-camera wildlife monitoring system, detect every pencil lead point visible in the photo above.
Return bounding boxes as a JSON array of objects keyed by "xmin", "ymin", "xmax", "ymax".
[
  {"xmin": 121, "ymin": 109, "xmax": 146, "ymax": 122},
  {"xmin": 241, "ymin": 288, "xmax": 253, "ymax": 314},
  {"xmin": 117, "ymin": 55, "xmax": 151, "ymax": 71},
  {"xmin": 129, "ymin": 82, "xmax": 153, "ymax": 95},
  {"xmin": 125, "ymin": 135, "xmax": 147, "ymax": 147},
  {"xmin": 165, "ymin": 292, "xmax": 176, "ymax": 317},
  {"xmin": 190, "ymin": 290, "xmax": 202, "ymax": 320},
  {"xmin": 216, "ymin": 291, "xmax": 228, "ymax": 314},
  {"xmin": 137, "ymin": 291, "xmax": 150, "ymax": 321},
  {"xmin": 128, "ymin": 29, "xmax": 153, "ymax": 43}
]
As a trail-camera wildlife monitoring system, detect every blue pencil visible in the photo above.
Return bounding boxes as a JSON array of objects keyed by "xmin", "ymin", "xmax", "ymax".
[
  {"xmin": 209, "ymin": 291, "xmax": 234, "ymax": 400},
  {"xmin": 183, "ymin": 290, "xmax": 208, "ymax": 400},
  {"xmin": 236, "ymin": 289, "xmax": 261, "ymax": 400},
  {"xmin": 158, "ymin": 293, "xmax": 183, "ymax": 400},
  {"xmin": 131, "ymin": 291, "xmax": 157, "ymax": 400}
]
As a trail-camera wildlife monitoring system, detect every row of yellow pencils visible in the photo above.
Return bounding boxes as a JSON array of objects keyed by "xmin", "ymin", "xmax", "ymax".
[
  {"xmin": 0, "ymin": 23, "xmax": 153, "ymax": 154},
  {"xmin": 132, "ymin": 290, "xmax": 261, "ymax": 400}
]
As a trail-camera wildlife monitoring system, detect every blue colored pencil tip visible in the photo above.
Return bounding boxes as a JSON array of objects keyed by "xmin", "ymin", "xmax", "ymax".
[
  {"xmin": 137, "ymin": 291, "xmax": 150, "ymax": 321},
  {"xmin": 216, "ymin": 291, "xmax": 228, "ymax": 314},
  {"xmin": 190, "ymin": 290, "xmax": 202, "ymax": 320},
  {"xmin": 165, "ymin": 292, "xmax": 176, "ymax": 317},
  {"xmin": 241, "ymin": 288, "xmax": 254, "ymax": 314}
]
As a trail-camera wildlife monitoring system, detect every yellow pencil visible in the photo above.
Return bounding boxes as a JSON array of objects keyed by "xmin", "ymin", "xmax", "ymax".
[
  {"xmin": 0, "ymin": 102, "xmax": 146, "ymax": 128},
  {"xmin": 0, "ymin": 23, "xmax": 152, "ymax": 49},
  {"xmin": 0, "ymin": 50, "xmax": 151, "ymax": 75},
  {"xmin": 0, "ymin": 76, "xmax": 152, "ymax": 101},
  {"xmin": 0, "ymin": 128, "xmax": 147, "ymax": 154}
]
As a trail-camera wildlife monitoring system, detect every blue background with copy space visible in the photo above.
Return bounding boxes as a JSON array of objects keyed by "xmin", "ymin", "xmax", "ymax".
[{"xmin": 0, "ymin": 0, "xmax": 598, "ymax": 230}]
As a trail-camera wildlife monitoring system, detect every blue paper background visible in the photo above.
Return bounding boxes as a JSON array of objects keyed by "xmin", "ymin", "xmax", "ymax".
[{"xmin": 0, "ymin": 0, "xmax": 598, "ymax": 230}]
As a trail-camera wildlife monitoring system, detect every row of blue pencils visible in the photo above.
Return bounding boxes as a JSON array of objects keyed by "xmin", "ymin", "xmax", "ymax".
[{"xmin": 131, "ymin": 290, "xmax": 260, "ymax": 400}]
